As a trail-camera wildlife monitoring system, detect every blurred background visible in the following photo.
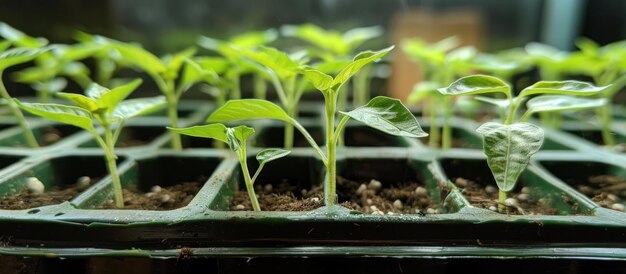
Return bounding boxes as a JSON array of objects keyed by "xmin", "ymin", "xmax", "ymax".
[{"xmin": 1, "ymin": 0, "xmax": 624, "ymax": 99}]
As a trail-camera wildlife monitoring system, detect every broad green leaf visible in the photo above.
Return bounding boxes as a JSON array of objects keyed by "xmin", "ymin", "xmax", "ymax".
[
  {"xmin": 97, "ymin": 78, "xmax": 142, "ymax": 111},
  {"xmin": 408, "ymin": 81, "xmax": 440, "ymax": 103},
  {"xmin": 85, "ymin": 82, "xmax": 110, "ymax": 100},
  {"xmin": 230, "ymin": 29, "xmax": 278, "ymax": 47},
  {"xmin": 56, "ymin": 92, "xmax": 99, "ymax": 112},
  {"xmin": 168, "ymin": 123, "xmax": 228, "ymax": 143},
  {"xmin": 0, "ymin": 40, "xmax": 12, "ymax": 52},
  {"xmin": 314, "ymin": 59, "xmax": 351, "ymax": 74},
  {"xmin": 13, "ymin": 66, "xmax": 55, "ymax": 83},
  {"xmin": 519, "ymin": 81, "xmax": 610, "ymax": 98},
  {"xmin": 226, "ymin": 125, "xmax": 255, "ymax": 152},
  {"xmin": 53, "ymin": 43, "xmax": 102, "ymax": 61},
  {"xmin": 340, "ymin": 96, "xmax": 427, "ymax": 138},
  {"xmin": 33, "ymin": 78, "xmax": 67, "ymax": 94},
  {"xmin": 207, "ymin": 99, "xmax": 292, "ymax": 123},
  {"xmin": 303, "ymin": 69, "xmax": 333, "ymax": 91},
  {"xmin": 438, "ymin": 75, "xmax": 510, "ymax": 97},
  {"xmin": 180, "ymin": 59, "xmax": 216, "ymax": 92},
  {"xmin": 281, "ymin": 24, "xmax": 347, "ymax": 55},
  {"xmin": 525, "ymin": 42, "xmax": 568, "ymax": 61},
  {"xmin": 576, "ymin": 37, "xmax": 599, "ymax": 56},
  {"xmin": 0, "ymin": 22, "xmax": 46, "ymax": 48},
  {"xmin": 525, "ymin": 95, "xmax": 607, "ymax": 115},
  {"xmin": 110, "ymin": 42, "xmax": 166, "ymax": 75},
  {"xmin": 111, "ymin": 96, "xmax": 165, "ymax": 121},
  {"xmin": 15, "ymin": 100, "xmax": 94, "ymax": 132},
  {"xmin": 332, "ymin": 46, "xmax": 394, "ymax": 88},
  {"xmin": 194, "ymin": 56, "xmax": 230, "ymax": 74},
  {"xmin": 474, "ymin": 96, "xmax": 511, "ymax": 109},
  {"xmin": 0, "ymin": 47, "xmax": 49, "ymax": 70},
  {"xmin": 343, "ymin": 26, "xmax": 383, "ymax": 51},
  {"xmin": 476, "ymin": 122, "xmax": 544, "ymax": 192},
  {"xmin": 240, "ymin": 46, "xmax": 300, "ymax": 78},
  {"xmin": 256, "ymin": 148, "xmax": 291, "ymax": 165},
  {"xmin": 162, "ymin": 47, "xmax": 197, "ymax": 79}
]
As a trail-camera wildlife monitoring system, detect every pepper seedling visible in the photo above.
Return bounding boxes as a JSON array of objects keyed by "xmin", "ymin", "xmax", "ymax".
[
  {"xmin": 169, "ymin": 124, "xmax": 289, "ymax": 211},
  {"xmin": 281, "ymin": 23, "xmax": 383, "ymax": 106},
  {"xmin": 15, "ymin": 79, "xmax": 165, "ymax": 208},
  {"xmin": 205, "ymin": 46, "xmax": 427, "ymax": 207},
  {"xmin": 439, "ymin": 75, "xmax": 610, "ymax": 212}
]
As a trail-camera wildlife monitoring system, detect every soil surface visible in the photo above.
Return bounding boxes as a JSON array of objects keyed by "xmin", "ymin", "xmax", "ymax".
[
  {"xmin": 100, "ymin": 182, "xmax": 200, "ymax": 210},
  {"xmin": 454, "ymin": 177, "xmax": 558, "ymax": 215},
  {"xmin": 231, "ymin": 176, "xmax": 441, "ymax": 214},
  {"xmin": 0, "ymin": 177, "xmax": 94, "ymax": 210},
  {"xmin": 577, "ymin": 175, "xmax": 626, "ymax": 212}
]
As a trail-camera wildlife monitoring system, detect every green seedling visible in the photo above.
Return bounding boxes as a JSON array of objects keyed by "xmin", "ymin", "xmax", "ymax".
[
  {"xmin": 439, "ymin": 75, "xmax": 610, "ymax": 212},
  {"xmin": 197, "ymin": 29, "xmax": 277, "ymax": 100},
  {"xmin": 0, "ymin": 46, "xmax": 52, "ymax": 147},
  {"xmin": 170, "ymin": 124, "xmax": 289, "ymax": 211},
  {"xmin": 403, "ymin": 37, "xmax": 476, "ymax": 149},
  {"xmin": 281, "ymin": 24, "xmax": 383, "ymax": 106},
  {"xmin": 16, "ymin": 79, "xmax": 165, "ymax": 208},
  {"xmin": 205, "ymin": 45, "xmax": 427, "ymax": 207}
]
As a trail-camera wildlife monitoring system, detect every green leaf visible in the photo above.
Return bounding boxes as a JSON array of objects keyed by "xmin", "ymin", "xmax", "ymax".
[
  {"xmin": 194, "ymin": 56, "xmax": 230, "ymax": 74},
  {"xmin": 229, "ymin": 29, "xmax": 278, "ymax": 47},
  {"xmin": 0, "ymin": 22, "xmax": 47, "ymax": 48},
  {"xmin": 33, "ymin": 78, "xmax": 67, "ymax": 94},
  {"xmin": 340, "ymin": 96, "xmax": 427, "ymax": 138},
  {"xmin": 281, "ymin": 24, "xmax": 347, "ymax": 55},
  {"xmin": 0, "ymin": 40, "xmax": 12, "ymax": 52},
  {"xmin": 15, "ymin": 100, "xmax": 94, "ymax": 132},
  {"xmin": 343, "ymin": 26, "xmax": 383, "ymax": 51},
  {"xmin": 256, "ymin": 148, "xmax": 291, "ymax": 165},
  {"xmin": 162, "ymin": 47, "xmax": 197, "ymax": 79},
  {"xmin": 331, "ymin": 46, "xmax": 394, "ymax": 88},
  {"xmin": 207, "ymin": 99, "xmax": 292, "ymax": 123},
  {"xmin": 525, "ymin": 95, "xmax": 607, "ymax": 115},
  {"xmin": 111, "ymin": 96, "xmax": 165, "ymax": 121},
  {"xmin": 53, "ymin": 43, "xmax": 102, "ymax": 61},
  {"xmin": 408, "ymin": 81, "xmax": 441, "ymax": 103},
  {"xmin": 56, "ymin": 92, "xmax": 99, "ymax": 112},
  {"xmin": 0, "ymin": 47, "xmax": 49, "ymax": 70},
  {"xmin": 168, "ymin": 123, "xmax": 228, "ymax": 143},
  {"xmin": 240, "ymin": 46, "xmax": 300, "ymax": 78},
  {"xmin": 110, "ymin": 42, "xmax": 166, "ymax": 75},
  {"xmin": 476, "ymin": 122, "xmax": 544, "ymax": 192},
  {"xmin": 226, "ymin": 125, "xmax": 255, "ymax": 152},
  {"xmin": 438, "ymin": 75, "xmax": 510, "ymax": 97},
  {"xmin": 303, "ymin": 69, "xmax": 333, "ymax": 91},
  {"xmin": 85, "ymin": 82, "xmax": 110, "ymax": 100},
  {"xmin": 180, "ymin": 59, "xmax": 215, "ymax": 92},
  {"xmin": 96, "ymin": 78, "xmax": 142, "ymax": 111},
  {"xmin": 474, "ymin": 96, "xmax": 511, "ymax": 109},
  {"xmin": 519, "ymin": 80, "xmax": 610, "ymax": 98}
]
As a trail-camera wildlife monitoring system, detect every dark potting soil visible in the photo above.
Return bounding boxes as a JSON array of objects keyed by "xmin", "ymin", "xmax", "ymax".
[
  {"xmin": 0, "ymin": 178, "xmax": 93, "ymax": 210},
  {"xmin": 454, "ymin": 178, "xmax": 557, "ymax": 215},
  {"xmin": 99, "ymin": 182, "xmax": 200, "ymax": 210},
  {"xmin": 231, "ymin": 177, "xmax": 439, "ymax": 214},
  {"xmin": 577, "ymin": 175, "xmax": 626, "ymax": 212}
]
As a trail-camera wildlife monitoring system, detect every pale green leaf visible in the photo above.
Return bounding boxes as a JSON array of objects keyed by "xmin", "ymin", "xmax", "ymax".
[
  {"xmin": 525, "ymin": 95, "xmax": 607, "ymax": 115},
  {"xmin": 340, "ymin": 96, "xmax": 427, "ymax": 138},
  {"xmin": 111, "ymin": 96, "xmax": 165, "ymax": 121},
  {"xmin": 0, "ymin": 22, "xmax": 46, "ymax": 48},
  {"xmin": 97, "ymin": 78, "xmax": 142, "ymax": 111},
  {"xmin": 332, "ymin": 46, "xmax": 394, "ymax": 88},
  {"xmin": 15, "ymin": 100, "xmax": 94, "ymax": 132},
  {"xmin": 168, "ymin": 123, "xmax": 228, "ymax": 143},
  {"xmin": 0, "ymin": 40, "xmax": 12, "ymax": 52},
  {"xmin": 226, "ymin": 125, "xmax": 255, "ymax": 152},
  {"xmin": 162, "ymin": 47, "xmax": 197, "ymax": 78},
  {"xmin": 53, "ymin": 43, "xmax": 102, "ymax": 61},
  {"xmin": 476, "ymin": 122, "xmax": 544, "ymax": 192},
  {"xmin": 303, "ymin": 69, "xmax": 333, "ymax": 91},
  {"xmin": 438, "ymin": 75, "xmax": 510, "ymax": 97},
  {"xmin": 56, "ymin": 92, "xmax": 99, "ymax": 112},
  {"xmin": 33, "ymin": 78, "xmax": 67, "ymax": 94},
  {"xmin": 474, "ymin": 96, "xmax": 511, "ymax": 109},
  {"xmin": 0, "ymin": 47, "xmax": 49, "ymax": 70},
  {"xmin": 240, "ymin": 46, "xmax": 300, "ymax": 78},
  {"xmin": 408, "ymin": 81, "xmax": 441, "ymax": 103},
  {"xmin": 110, "ymin": 42, "xmax": 166, "ymax": 75},
  {"xmin": 343, "ymin": 26, "xmax": 383, "ymax": 50},
  {"xmin": 229, "ymin": 29, "xmax": 278, "ymax": 47},
  {"xmin": 207, "ymin": 99, "xmax": 292, "ymax": 123},
  {"xmin": 256, "ymin": 148, "xmax": 291, "ymax": 165},
  {"xmin": 281, "ymin": 24, "xmax": 347, "ymax": 55},
  {"xmin": 519, "ymin": 80, "xmax": 610, "ymax": 98}
]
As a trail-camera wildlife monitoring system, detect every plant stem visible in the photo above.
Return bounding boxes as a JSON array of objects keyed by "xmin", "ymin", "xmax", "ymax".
[
  {"xmin": 498, "ymin": 190, "xmax": 507, "ymax": 213},
  {"xmin": 441, "ymin": 96, "xmax": 453, "ymax": 150},
  {"xmin": 599, "ymin": 103, "xmax": 615, "ymax": 147},
  {"xmin": 0, "ymin": 71, "xmax": 38, "ymax": 148},
  {"xmin": 253, "ymin": 72, "xmax": 266, "ymax": 100},
  {"xmin": 428, "ymin": 98, "xmax": 440, "ymax": 148},
  {"xmin": 352, "ymin": 66, "xmax": 371, "ymax": 106},
  {"xmin": 238, "ymin": 146, "xmax": 260, "ymax": 211},
  {"xmin": 229, "ymin": 71, "xmax": 241, "ymax": 100},
  {"xmin": 100, "ymin": 123, "xmax": 124, "ymax": 208},
  {"xmin": 283, "ymin": 76, "xmax": 296, "ymax": 149},
  {"xmin": 323, "ymin": 92, "xmax": 337, "ymax": 206},
  {"xmin": 166, "ymin": 93, "xmax": 183, "ymax": 151}
]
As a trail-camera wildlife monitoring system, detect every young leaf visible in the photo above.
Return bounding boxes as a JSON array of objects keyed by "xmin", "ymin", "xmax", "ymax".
[
  {"xmin": 168, "ymin": 124, "xmax": 228, "ymax": 143},
  {"xmin": 56, "ymin": 92, "xmax": 99, "ymax": 112},
  {"xmin": 343, "ymin": 26, "xmax": 384, "ymax": 50},
  {"xmin": 476, "ymin": 122, "xmax": 544, "ymax": 192},
  {"xmin": 15, "ymin": 100, "xmax": 94, "ymax": 132},
  {"xmin": 207, "ymin": 99, "xmax": 292, "ymax": 123},
  {"xmin": 525, "ymin": 95, "xmax": 607, "ymax": 115},
  {"xmin": 111, "ymin": 96, "xmax": 165, "ymax": 121},
  {"xmin": 110, "ymin": 42, "xmax": 166, "ymax": 76},
  {"xmin": 0, "ymin": 22, "xmax": 46, "ymax": 48},
  {"xmin": 256, "ymin": 148, "xmax": 291, "ymax": 165},
  {"xmin": 226, "ymin": 125, "xmax": 255, "ymax": 152},
  {"xmin": 239, "ymin": 46, "xmax": 300, "ymax": 78},
  {"xmin": 408, "ymin": 81, "xmax": 441, "ymax": 103},
  {"xmin": 438, "ymin": 75, "xmax": 510, "ymax": 97},
  {"xmin": 519, "ymin": 80, "xmax": 610, "ymax": 98},
  {"xmin": 474, "ymin": 96, "xmax": 511, "ymax": 109},
  {"xmin": 331, "ymin": 46, "xmax": 394, "ymax": 88},
  {"xmin": 303, "ymin": 69, "xmax": 333, "ymax": 91},
  {"xmin": 229, "ymin": 29, "xmax": 278, "ymax": 48},
  {"xmin": 33, "ymin": 78, "xmax": 67, "ymax": 94},
  {"xmin": 281, "ymin": 24, "xmax": 347, "ymax": 55},
  {"xmin": 0, "ymin": 47, "xmax": 49, "ymax": 70},
  {"xmin": 340, "ymin": 96, "xmax": 428, "ymax": 138},
  {"xmin": 96, "ymin": 78, "xmax": 143, "ymax": 111}
]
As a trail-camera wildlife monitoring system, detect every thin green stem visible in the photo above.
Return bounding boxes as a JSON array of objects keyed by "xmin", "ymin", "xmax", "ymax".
[
  {"xmin": 250, "ymin": 163, "xmax": 265, "ymax": 185},
  {"xmin": 352, "ymin": 66, "xmax": 371, "ymax": 106},
  {"xmin": 428, "ymin": 97, "xmax": 440, "ymax": 148},
  {"xmin": 166, "ymin": 94, "xmax": 182, "ymax": 151},
  {"xmin": 441, "ymin": 96, "xmax": 453, "ymax": 150},
  {"xmin": 283, "ymin": 76, "xmax": 296, "ymax": 149},
  {"xmin": 238, "ymin": 146, "xmax": 260, "ymax": 211},
  {"xmin": 0, "ymin": 71, "xmax": 38, "ymax": 148},
  {"xmin": 333, "ymin": 115, "xmax": 350, "ymax": 145},
  {"xmin": 229, "ymin": 71, "xmax": 241, "ymax": 100},
  {"xmin": 498, "ymin": 190, "xmax": 507, "ymax": 213},
  {"xmin": 253, "ymin": 72, "xmax": 267, "ymax": 100},
  {"xmin": 111, "ymin": 120, "xmax": 126, "ymax": 145},
  {"xmin": 324, "ymin": 92, "xmax": 337, "ymax": 206},
  {"xmin": 599, "ymin": 103, "xmax": 615, "ymax": 147},
  {"xmin": 291, "ymin": 119, "xmax": 328, "ymax": 166},
  {"xmin": 101, "ymin": 123, "xmax": 124, "ymax": 208}
]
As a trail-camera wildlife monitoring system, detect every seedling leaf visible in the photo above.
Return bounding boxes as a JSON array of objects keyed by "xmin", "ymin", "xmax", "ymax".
[
  {"xmin": 15, "ymin": 100, "xmax": 94, "ymax": 132},
  {"xmin": 0, "ymin": 47, "xmax": 49, "ymax": 70},
  {"xmin": 111, "ymin": 96, "xmax": 165, "ymax": 121},
  {"xmin": 332, "ymin": 46, "xmax": 394, "ymax": 88},
  {"xmin": 438, "ymin": 75, "xmax": 510, "ymax": 97},
  {"xmin": 207, "ymin": 99, "xmax": 292, "ymax": 123},
  {"xmin": 256, "ymin": 148, "xmax": 291, "ymax": 165},
  {"xmin": 168, "ymin": 124, "xmax": 228, "ymax": 143},
  {"xmin": 303, "ymin": 69, "xmax": 333, "ymax": 91},
  {"xmin": 520, "ymin": 80, "xmax": 610, "ymax": 97},
  {"xmin": 340, "ymin": 96, "xmax": 427, "ymax": 138},
  {"xmin": 226, "ymin": 125, "xmax": 255, "ymax": 152},
  {"xmin": 525, "ymin": 95, "xmax": 607, "ymax": 115},
  {"xmin": 476, "ymin": 122, "xmax": 544, "ymax": 192}
]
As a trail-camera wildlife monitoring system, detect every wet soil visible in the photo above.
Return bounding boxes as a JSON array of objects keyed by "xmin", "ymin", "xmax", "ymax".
[
  {"xmin": 100, "ymin": 182, "xmax": 201, "ymax": 210},
  {"xmin": 577, "ymin": 175, "xmax": 626, "ymax": 212},
  {"xmin": 0, "ymin": 177, "xmax": 93, "ymax": 210}
]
